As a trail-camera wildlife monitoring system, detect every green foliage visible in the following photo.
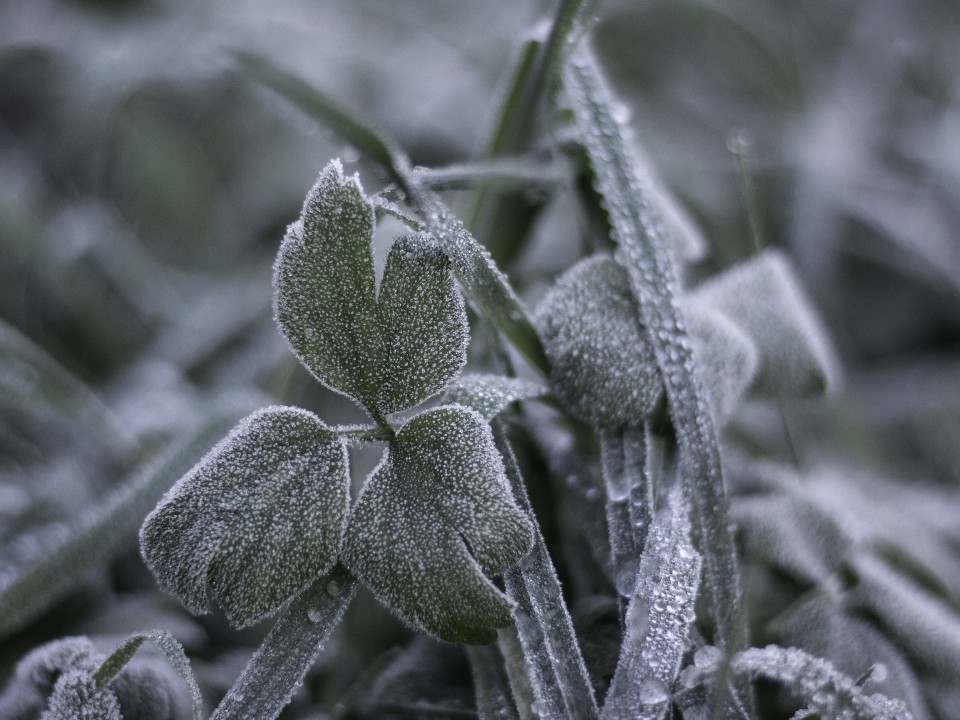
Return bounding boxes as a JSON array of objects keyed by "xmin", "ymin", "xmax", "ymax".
[{"xmin": 2, "ymin": 1, "xmax": 958, "ymax": 719}]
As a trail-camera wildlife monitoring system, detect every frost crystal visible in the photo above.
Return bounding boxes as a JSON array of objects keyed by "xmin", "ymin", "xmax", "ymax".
[
  {"xmin": 140, "ymin": 406, "xmax": 350, "ymax": 628},
  {"xmin": 342, "ymin": 405, "xmax": 533, "ymax": 643},
  {"xmin": 536, "ymin": 254, "xmax": 662, "ymax": 427},
  {"xmin": 442, "ymin": 373, "xmax": 547, "ymax": 420}
]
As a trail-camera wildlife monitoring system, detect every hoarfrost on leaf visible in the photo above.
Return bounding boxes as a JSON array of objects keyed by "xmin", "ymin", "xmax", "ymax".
[
  {"xmin": 139, "ymin": 406, "xmax": 350, "ymax": 628},
  {"xmin": 376, "ymin": 234, "xmax": 468, "ymax": 414},
  {"xmin": 41, "ymin": 670, "xmax": 121, "ymax": 720},
  {"xmin": 536, "ymin": 254, "xmax": 662, "ymax": 427},
  {"xmin": 688, "ymin": 250, "xmax": 840, "ymax": 397},
  {"xmin": 274, "ymin": 161, "xmax": 468, "ymax": 417},
  {"xmin": 442, "ymin": 373, "xmax": 547, "ymax": 420},
  {"xmin": 341, "ymin": 405, "xmax": 533, "ymax": 643}
]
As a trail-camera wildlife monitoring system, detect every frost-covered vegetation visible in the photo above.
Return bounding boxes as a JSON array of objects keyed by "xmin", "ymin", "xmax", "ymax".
[{"xmin": 2, "ymin": 0, "xmax": 960, "ymax": 718}]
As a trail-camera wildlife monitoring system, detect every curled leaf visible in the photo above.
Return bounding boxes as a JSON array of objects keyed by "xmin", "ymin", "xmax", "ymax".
[
  {"xmin": 140, "ymin": 406, "xmax": 349, "ymax": 627},
  {"xmin": 342, "ymin": 405, "xmax": 533, "ymax": 643},
  {"xmin": 536, "ymin": 254, "xmax": 662, "ymax": 427}
]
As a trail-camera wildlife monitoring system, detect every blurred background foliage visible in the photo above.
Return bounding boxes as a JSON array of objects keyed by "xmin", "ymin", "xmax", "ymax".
[{"xmin": 2, "ymin": 0, "xmax": 960, "ymax": 717}]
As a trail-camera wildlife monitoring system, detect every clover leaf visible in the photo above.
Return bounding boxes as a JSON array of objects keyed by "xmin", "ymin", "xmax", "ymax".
[
  {"xmin": 140, "ymin": 406, "xmax": 349, "ymax": 628},
  {"xmin": 342, "ymin": 405, "xmax": 534, "ymax": 644},
  {"xmin": 536, "ymin": 253, "xmax": 663, "ymax": 427},
  {"xmin": 274, "ymin": 160, "xmax": 467, "ymax": 419}
]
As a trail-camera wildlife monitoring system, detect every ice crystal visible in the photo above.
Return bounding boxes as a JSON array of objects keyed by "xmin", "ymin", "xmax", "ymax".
[
  {"xmin": 536, "ymin": 254, "xmax": 662, "ymax": 427},
  {"xmin": 140, "ymin": 406, "xmax": 350, "ymax": 628},
  {"xmin": 342, "ymin": 405, "xmax": 533, "ymax": 643}
]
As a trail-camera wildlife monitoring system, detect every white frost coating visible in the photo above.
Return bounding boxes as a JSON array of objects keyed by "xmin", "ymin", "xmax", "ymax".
[
  {"xmin": 139, "ymin": 406, "xmax": 350, "ymax": 628},
  {"xmin": 342, "ymin": 405, "xmax": 533, "ymax": 644},
  {"xmin": 687, "ymin": 250, "xmax": 841, "ymax": 397},
  {"xmin": 602, "ymin": 488, "xmax": 701, "ymax": 720},
  {"xmin": 725, "ymin": 646, "xmax": 914, "ymax": 720},
  {"xmin": 442, "ymin": 373, "xmax": 547, "ymax": 420},
  {"xmin": 41, "ymin": 670, "xmax": 122, "ymax": 720},
  {"xmin": 536, "ymin": 254, "xmax": 663, "ymax": 427},
  {"xmin": 684, "ymin": 300, "xmax": 759, "ymax": 426}
]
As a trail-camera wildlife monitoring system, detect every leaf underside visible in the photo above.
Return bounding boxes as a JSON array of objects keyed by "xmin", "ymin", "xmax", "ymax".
[
  {"xmin": 140, "ymin": 406, "xmax": 349, "ymax": 628},
  {"xmin": 342, "ymin": 405, "xmax": 533, "ymax": 644}
]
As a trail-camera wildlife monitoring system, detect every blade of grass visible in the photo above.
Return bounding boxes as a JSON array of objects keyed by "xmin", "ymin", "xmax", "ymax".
[
  {"xmin": 494, "ymin": 422, "xmax": 599, "ymax": 720},
  {"xmin": 0, "ymin": 402, "xmax": 254, "ymax": 639},
  {"xmin": 469, "ymin": 0, "xmax": 588, "ymax": 266},
  {"xmin": 211, "ymin": 565, "xmax": 357, "ymax": 720},
  {"xmin": 562, "ymin": 43, "xmax": 745, "ymax": 659}
]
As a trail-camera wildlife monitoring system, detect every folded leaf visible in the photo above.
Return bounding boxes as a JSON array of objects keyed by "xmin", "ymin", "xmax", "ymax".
[
  {"xmin": 377, "ymin": 234, "xmax": 468, "ymax": 414},
  {"xmin": 342, "ymin": 405, "xmax": 533, "ymax": 643},
  {"xmin": 688, "ymin": 250, "xmax": 840, "ymax": 397},
  {"xmin": 536, "ymin": 254, "xmax": 662, "ymax": 427},
  {"xmin": 140, "ymin": 406, "xmax": 349, "ymax": 628}
]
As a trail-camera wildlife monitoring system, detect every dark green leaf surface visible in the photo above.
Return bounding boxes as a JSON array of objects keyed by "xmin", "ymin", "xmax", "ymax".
[
  {"xmin": 273, "ymin": 161, "xmax": 383, "ymax": 413},
  {"xmin": 342, "ymin": 405, "xmax": 533, "ymax": 643},
  {"xmin": 377, "ymin": 234, "xmax": 468, "ymax": 414},
  {"xmin": 140, "ymin": 406, "xmax": 349, "ymax": 628},
  {"xmin": 537, "ymin": 254, "xmax": 662, "ymax": 427}
]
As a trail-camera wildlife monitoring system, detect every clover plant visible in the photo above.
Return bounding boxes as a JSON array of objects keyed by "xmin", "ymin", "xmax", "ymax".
[{"xmin": 1, "ymin": 1, "xmax": 949, "ymax": 719}]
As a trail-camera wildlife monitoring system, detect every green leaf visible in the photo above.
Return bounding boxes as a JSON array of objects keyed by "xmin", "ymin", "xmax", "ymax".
[
  {"xmin": 273, "ymin": 160, "xmax": 383, "ymax": 413},
  {"xmin": 442, "ymin": 373, "xmax": 547, "ymax": 420},
  {"xmin": 536, "ymin": 254, "xmax": 662, "ymax": 427},
  {"xmin": 342, "ymin": 405, "xmax": 533, "ymax": 644},
  {"xmin": 688, "ymin": 250, "xmax": 840, "ymax": 397},
  {"xmin": 377, "ymin": 234, "xmax": 468, "ymax": 414},
  {"xmin": 140, "ymin": 406, "xmax": 349, "ymax": 628},
  {"xmin": 41, "ymin": 671, "xmax": 121, "ymax": 720}
]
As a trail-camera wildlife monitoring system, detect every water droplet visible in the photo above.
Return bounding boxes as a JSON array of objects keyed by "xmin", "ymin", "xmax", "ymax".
[
  {"xmin": 637, "ymin": 677, "xmax": 670, "ymax": 705},
  {"xmin": 326, "ymin": 580, "xmax": 340, "ymax": 597},
  {"xmin": 307, "ymin": 608, "xmax": 324, "ymax": 622}
]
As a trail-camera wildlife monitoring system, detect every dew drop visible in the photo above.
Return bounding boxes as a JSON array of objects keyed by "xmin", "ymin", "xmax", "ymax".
[
  {"xmin": 307, "ymin": 608, "xmax": 324, "ymax": 623},
  {"xmin": 326, "ymin": 580, "xmax": 341, "ymax": 597}
]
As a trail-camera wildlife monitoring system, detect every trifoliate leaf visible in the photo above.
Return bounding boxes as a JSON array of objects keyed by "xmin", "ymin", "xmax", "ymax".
[
  {"xmin": 377, "ymin": 234, "xmax": 468, "ymax": 414},
  {"xmin": 688, "ymin": 250, "xmax": 840, "ymax": 396},
  {"xmin": 684, "ymin": 300, "xmax": 759, "ymax": 426},
  {"xmin": 273, "ymin": 160, "xmax": 383, "ymax": 412},
  {"xmin": 442, "ymin": 373, "xmax": 547, "ymax": 420},
  {"xmin": 536, "ymin": 254, "xmax": 662, "ymax": 427},
  {"xmin": 342, "ymin": 405, "xmax": 533, "ymax": 643},
  {"xmin": 140, "ymin": 406, "xmax": 349, "ymax": 628}
]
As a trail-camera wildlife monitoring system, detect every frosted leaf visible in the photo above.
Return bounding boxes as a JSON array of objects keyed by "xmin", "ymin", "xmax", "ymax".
[
  {"xmin": 342, "ymin": 405, "xmax": 533, "ymax": 643},
  {"xmin": 40, "ymin": 670, "xmax": 121, "ymax": 720},
  {"xmin": 140, "ymin": 406, "xmax": 349, "ymax": 628},
  {"xmin": 273, "ymin": 160, "xmax": 383, "ymax": 411},
  {"xmin": 848, "ymin": 554, "xmax": 960, "ymax": 682},
  {"xmin": 602, "ymin": 488, "xmax": 701, "ymax": 720},
  {"xmin": 732, "ymin": 491, "xmax": 851, "ymax": 586},
  {"xmin": 0, "ymin": 637, "xmax": 99, "ymax": 714},
  {"xmin": 728, "ymin": 645, "xmax": 914, "ymax": 720},
  {"xmin": 536, "ymin": 254, "xmax": 662, "ymax": 427},
  {"xmin": 376, "ymin": 234, "xmax": 468, "ymax": 414},
  {"xmin": 781, "ymin": 598, "xmax": 930, "ymax": 720},
  {"xmin": 684, "ymin": 300, "xmax": 759, "ymax": 426},
  {"xmin": 442, "ymin": 373, "xmax": 547, "ymax": 420},
  {"xmin": 688, "ymin": 250, "xmax": 841, "ymax": 397}
]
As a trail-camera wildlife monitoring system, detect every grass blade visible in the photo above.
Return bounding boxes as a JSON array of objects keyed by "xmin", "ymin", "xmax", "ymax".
[
  {"xmin": 562, "ymin": 42, "xmax": 745, "ymax": 658},
  {"xmin": 211, "ymin": 565, "xmax": 357, "ymax": 720},
  {"xmin": 494, "ymin": 423, "xmax": 599, "ymax": 719}
]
